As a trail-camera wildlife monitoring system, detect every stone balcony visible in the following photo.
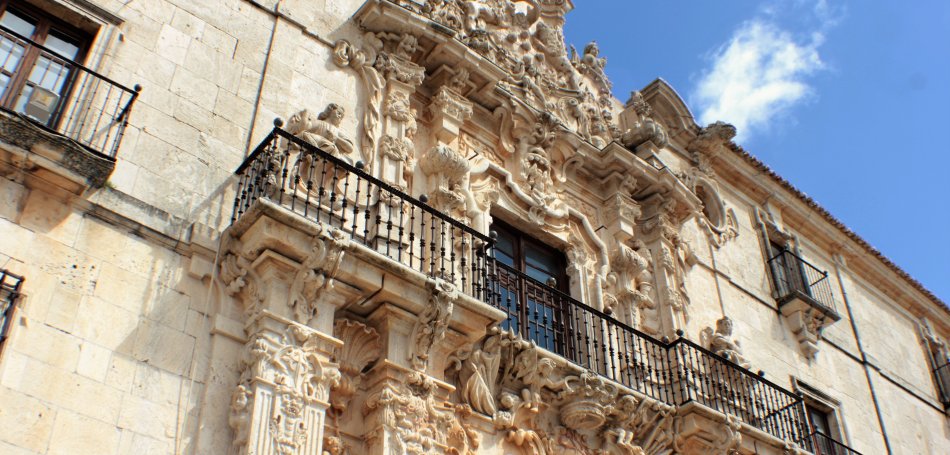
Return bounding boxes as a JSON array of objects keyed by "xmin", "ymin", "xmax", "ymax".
[
  {"xmin": 216, "ymin": 127, "xmax": 871, "ymax": 454},
  {"xmin": 0, "ymin": 24, "xmax": 139, "ymax": 197}
]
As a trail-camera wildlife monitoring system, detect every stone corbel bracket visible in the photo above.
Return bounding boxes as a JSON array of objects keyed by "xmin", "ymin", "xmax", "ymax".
[{"xmin": 780, "ymin": 298, "xmax": 841, "ymax": 360}]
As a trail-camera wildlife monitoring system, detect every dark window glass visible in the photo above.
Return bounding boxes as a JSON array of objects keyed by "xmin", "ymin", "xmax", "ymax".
[{"xmin": 491, "ymin": 221, "xmax": 570, "ymax": 354}]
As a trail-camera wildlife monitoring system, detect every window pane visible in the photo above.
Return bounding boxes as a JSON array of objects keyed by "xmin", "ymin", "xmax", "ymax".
[
  {"xmin": 0, "ymin": 35, "xmax": 26, "ymax": 72},
  {"xmin": 525, "ymin": 244, "xmax": 560, "ymax": 275},
  {"xmin": 493, "ymin": 230, "xmax": 516, "ymax": 266},
  {"xmin": 44, "ymin": 31, "xmax": 80, "ymax": 60},
  {"xmin": 0, "ymin": 10, "xmax": 37, "ymax": 38}
]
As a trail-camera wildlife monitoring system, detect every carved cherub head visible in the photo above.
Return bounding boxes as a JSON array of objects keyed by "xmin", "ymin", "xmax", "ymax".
[
  {"xmin": 584, "ymin": 41, "xmax": 599, "ymax": 57},
  {"xmin": 716, "ymin": 316, "xmax": 734, "ymax": 336},
  {"xmin": 318, "ymin": 103, "xmax": 345, "ymax": 127}
]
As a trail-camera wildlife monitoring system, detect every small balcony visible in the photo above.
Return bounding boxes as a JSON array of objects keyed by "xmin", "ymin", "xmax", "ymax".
[
  {"xmin": 0, "ymin": 24, "xmax": 139, "ymax": 193},
  {"xmin": 232, "ymin": 126, "xmax": 814, "ymax": 448},
  {"xmin": 0, "ymin": 24, "xmax": 139, "ymax": 158},
  {"xmin": 802, "ymin": 430, "xmax": 863, "ymax": 455},
  {"xmin": 768, "ymin": 249, "xmax": 837, "ymax": 314},
  {"xmin": 768, "ymin": 249, "xmax": 842, "ymax": 358}
]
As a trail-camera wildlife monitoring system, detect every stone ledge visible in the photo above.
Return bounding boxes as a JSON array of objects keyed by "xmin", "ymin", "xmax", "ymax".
[{"xmin": 0, "ymin": 110, "xmax": 115, "ymax": 192}]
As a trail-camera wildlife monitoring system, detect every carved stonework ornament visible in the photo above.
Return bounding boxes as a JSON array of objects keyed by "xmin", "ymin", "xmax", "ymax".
[
  {"xmin": 408, "ymin": 0, "xmax": 615, "ymax": 141},
  {"xmin": 409, "ymin": 279, "xmax": 459, "ymax": 370},
  {"xmin": 363, "ymin": 371, "xmax": 458, "ymax": 454},
  {"xmin": 621, "ymin": 91, "xmax": 668, "ymax": 149},
  {"xmin": 229, "ymin": 323, "xmax": 341, "ymax": 455},
  {"xmin": 604, "ymin": 241, "xmax": 655, "ymax": 327},
  {"xmin": 331, "ymin": 319, "xmax": 381, "ymax": 414},
  {"xmin": 288, "ymin": 226, "xmax": 349, "ymax": 324},
  {"xmin": 700, "ymin": 317, "xmax": 751, "ymax": 369}
]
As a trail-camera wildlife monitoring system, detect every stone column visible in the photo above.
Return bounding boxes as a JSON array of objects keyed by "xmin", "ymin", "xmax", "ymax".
[
  {"xmin": 640, "ymin": 196, "xmax": 692, "ymax": 338},
  {"xmin": 218, "ymin": 218, "xmax": 356, "ymax": 455}
]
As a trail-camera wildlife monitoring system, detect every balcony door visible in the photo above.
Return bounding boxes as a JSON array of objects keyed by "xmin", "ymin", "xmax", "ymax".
[
  {"xmin": 491, "ymin": 221, "xmax": 572, "ymax": 355},
  {"xmin": 0, "ymin": 2, "xmax": 86, "ymax": 126},
  {"xmin": 769, "ymin": 240, "xmax": 811, "ymax": 298}
]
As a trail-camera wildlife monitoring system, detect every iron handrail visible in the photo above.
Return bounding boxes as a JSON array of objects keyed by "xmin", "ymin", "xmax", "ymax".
[
  {"xmin": 803, "ymin": 430, "xmax": 863, "ymax": 455},
  {"xmin": 0, "ymin": 25, "xmax": 136, "ymax": 93},
  {"xmin": 231, "ymin": 130, "xmax": 810, "ymax": 446},
  {"xmin": 237, "ymin": 127, "xmax": 491, "ymax": 242},
  {"xmin": 767, "ymin": 248, "xmax": 837, "ymax": 312}
]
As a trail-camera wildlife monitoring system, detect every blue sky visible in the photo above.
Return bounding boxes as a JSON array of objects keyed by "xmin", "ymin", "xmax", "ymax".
[{"xmin": 563, "ymin": 1, "xmax": 950, "ymax": 302}]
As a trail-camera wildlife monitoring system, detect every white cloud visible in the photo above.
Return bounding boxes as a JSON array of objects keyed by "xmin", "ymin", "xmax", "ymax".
[{"xmin": 692, "ymin": 19, "xmax": 826, "ymax": 141}]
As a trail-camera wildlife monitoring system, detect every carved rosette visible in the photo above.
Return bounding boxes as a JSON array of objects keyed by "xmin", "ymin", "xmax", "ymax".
[{"xmin": 229, "ymin": 321, "xmax": 341, "ymax": 455}]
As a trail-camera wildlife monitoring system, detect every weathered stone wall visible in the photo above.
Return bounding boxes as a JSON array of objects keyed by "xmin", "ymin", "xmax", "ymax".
[{"xmin": 0, "ymin": 0, "xmax": 947, "ymax": 454}]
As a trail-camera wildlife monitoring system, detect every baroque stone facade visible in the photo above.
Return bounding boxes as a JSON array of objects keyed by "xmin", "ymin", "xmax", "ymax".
[{"xmin": 0, "ymin": 1, "xmax": 947, "ymax": 454}]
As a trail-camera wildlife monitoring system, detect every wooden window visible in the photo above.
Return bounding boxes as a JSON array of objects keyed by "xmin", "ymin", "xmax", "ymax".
[
  {"xmin": 0, "ymin": 1, "xmax": 88, "ymax": 125},
  {"xmin": 491, "ymin": 220, "xmax": 572, "ymax": 355}
]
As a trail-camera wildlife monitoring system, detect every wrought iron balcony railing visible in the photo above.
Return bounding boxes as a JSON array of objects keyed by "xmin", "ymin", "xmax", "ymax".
[
  {"xmin": 232, "ymin": 128, "xmax": 811, "ymax": 446},
  {"xmin": 485, "ymin": 257, "xmax": 808, "ymax": 443},
  {"xmin": 0, "ymin": 25, "xmax": 140, "ymax": 159},
  {"xmin": 802, "ymin": 430, "xmax": 863, "ymax": 455},
  {"xmin": 768, "ymin": 249, "xmax": 837, "ymax": 313},
  {"xmin": 0, "ymin": 269, "xmax": 24, "ymax": 356},
  {"xmin": 232, "ymin": 126, "xmax": 492, "ymax": 298}
]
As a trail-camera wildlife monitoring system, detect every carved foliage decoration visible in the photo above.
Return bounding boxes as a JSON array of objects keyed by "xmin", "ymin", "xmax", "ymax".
[
  {"xmin": 420, "ymin": 144, "xmax": 472, "ymax": 220},
  {"xmin": 604, "ymin": 241, "xmax": 655, "ymax": 327},
  {"xmin": 218, "ymin": 234, "xmax": 265, "ymax": 319},
  {"xmin": 288, "ymin": 225, "xmax": 349, "ymax": 324},
  {"xmin": 333, "ymin": 33, "xmax": 384, "ymax": 168},
  {"xmin": 408, "ymin": 0, "xmax": 614, "ymax": 145},
  {"xmin": 363, "ymin": 371, "xmax": 456, "ymax": 454},
  {"xmin": 673, "ymin": 413, "xmax": 742, "ymax": 455}
]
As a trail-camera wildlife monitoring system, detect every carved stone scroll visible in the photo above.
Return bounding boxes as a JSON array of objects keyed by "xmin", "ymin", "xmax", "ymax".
[
  {"xmin": 288, "ymin": 226, "xmax": 349, "ymax": 325},
  {"xmin": 409, "ymin": 279, "xmax": 459, "ymax": 371}
]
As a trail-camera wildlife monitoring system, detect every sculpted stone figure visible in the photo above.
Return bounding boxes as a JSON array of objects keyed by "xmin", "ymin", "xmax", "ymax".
[
  {"xmin": 702, "ymin": 317, "xmax": 751, "ymax": 369},
  {"xmin": 285, "ymin": 104, "xmax": 355, "ymax": 163}
]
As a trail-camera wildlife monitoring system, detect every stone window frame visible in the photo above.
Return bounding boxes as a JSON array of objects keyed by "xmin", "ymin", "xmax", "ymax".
[{"xmin": 792, "ymin": 378, "xmax": 854, "ymax": 446}]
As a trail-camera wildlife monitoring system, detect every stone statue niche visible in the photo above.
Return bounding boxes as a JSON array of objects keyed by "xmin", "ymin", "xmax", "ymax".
[
  {"xmin": 284, "ymin": 104, "xmax": 358, "ymax": 209},
  {"xmin": 700, "ymin": 316, "xmax": 751, "ymax": 369}
]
